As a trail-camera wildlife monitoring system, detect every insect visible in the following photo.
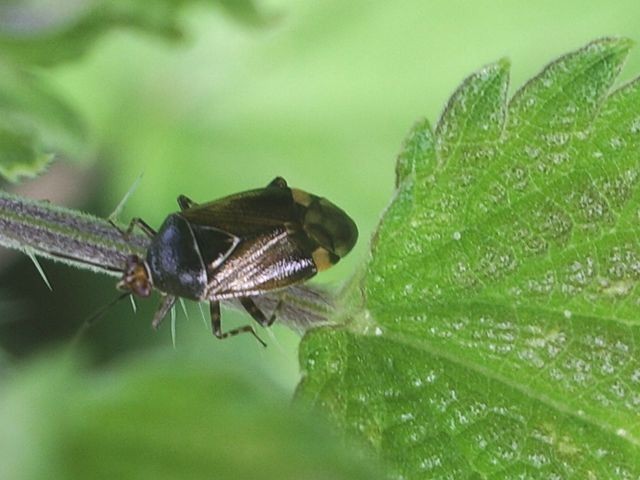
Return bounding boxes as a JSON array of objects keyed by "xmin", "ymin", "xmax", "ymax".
[{"xmin": 117, "ymin": 177, "xmax": 358, "ymax": 345}]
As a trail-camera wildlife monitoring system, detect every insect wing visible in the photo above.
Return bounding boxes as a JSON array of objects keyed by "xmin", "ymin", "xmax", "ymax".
[
  {"xmin": 180, "ymin": 187, "xmax": 301, "ymax": 237},
  {"xmin": 189, "ymin": 223, "xmax": 240, "ymax": 271},
  {"xmin": 205, "ymin": 227, "xmax": 317, "ymax": 299}
]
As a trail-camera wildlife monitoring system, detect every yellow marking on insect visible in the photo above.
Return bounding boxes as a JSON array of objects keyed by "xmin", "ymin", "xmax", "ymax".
[
  {"xmin": 118, "ymin": 261, "xmax": 152, "ymax": 297},
  {"xmin": 292, "ymin": 188, "xmax": 312, "ymax": 207},
  {"xmin": 312, "ymin": 247, "xmax": 334, "ymax": 271}
]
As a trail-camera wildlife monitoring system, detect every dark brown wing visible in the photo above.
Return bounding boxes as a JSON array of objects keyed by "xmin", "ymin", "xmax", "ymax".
[
  {"xmin": 180, "ymin": 187, "xmax": 302, "ymax": 237},
  {"xmin": 189, "ymin": 223, "xmax": 240, "ymax": 271},
  {"xmin": 204, "ymin": 227, "xmax": 317, "ymax": 300}
]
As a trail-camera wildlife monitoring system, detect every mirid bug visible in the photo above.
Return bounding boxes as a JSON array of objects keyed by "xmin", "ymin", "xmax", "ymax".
[{"xmin": 117, "ymin": 177, "xmax": 357, "ymax": 345}]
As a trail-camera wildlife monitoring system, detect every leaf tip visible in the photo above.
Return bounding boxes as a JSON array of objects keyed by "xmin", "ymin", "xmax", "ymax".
[
  {"xmin": 589, "ymin": 36, "xmax": 634, "ymax": 52},
  {"xmin": 434, "ymin": 57, "xmax": 510, "ymax": 158},
  {"xmin": 578, "ymin": 36, "xmax": 634, "ymax": 66},
  {"xmin": 395, "ymin": 117, "xmax": 434, "ymax": 186},
  {"xmin": 496, "ymin": 57, "xmax": 511, "ymax": 71}
]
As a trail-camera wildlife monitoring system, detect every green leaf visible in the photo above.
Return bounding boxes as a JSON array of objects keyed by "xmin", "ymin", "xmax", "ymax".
[
  {"xmin": 0, "ymin": 64, "xmax": 85, "ymax": 180},
  {"xmin": 0, "ymin": 127, "xmax": 52, "ymax": 181},
  {"xmin": 0, "ymin": 0, "xmax": 266, "ymax": 66},
  {"xmin": 0, "ymin": 0, "xmax": 266, "ymax": 180},
  {"xmin": 0, "ymin": 351, "xmax": 385, "ymax": 480},
  {"xmin": 298, "ymin": 38, "xmax": 640, "ymax": 478}
]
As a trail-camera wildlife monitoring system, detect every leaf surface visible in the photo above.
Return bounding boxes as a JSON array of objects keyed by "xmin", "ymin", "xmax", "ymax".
[{"xmin": 299, "ymin": 38, "xmax": 640, "ymax": 479}]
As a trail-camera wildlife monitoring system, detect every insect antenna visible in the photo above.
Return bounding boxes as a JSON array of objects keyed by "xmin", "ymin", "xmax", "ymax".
[{"xmin": 72, "ymin": 291, "xmax": 132, "ymax": 344}]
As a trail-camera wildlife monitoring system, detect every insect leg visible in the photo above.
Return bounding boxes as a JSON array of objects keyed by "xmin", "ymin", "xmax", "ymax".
[
  {"xmin": 239, "ymin": 297, "xmax": 281, "ymax": 328},
  {"xmin": 152, "ymin": 295, "xmax": 176, "ymax": 329},
  {"xmin": 210, "ymin": 301, "xmax": 266, "ymax": 347},
  {"xmin": 110, "ymin": 217, "xmax": 156, "ymax": 239},
  {"xmin": 177, "ymin": 195, "xmax": 198, "ymax": 211}
]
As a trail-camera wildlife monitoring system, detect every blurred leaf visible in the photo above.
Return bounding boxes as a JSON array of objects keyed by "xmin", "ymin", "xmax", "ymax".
[
  {"xmin": 298, "ymin": 38, "xmax": 640, "ymax": 478},
  {"xmin": 0, "ymin": 350, "xmax": 384, "ymax": 480},
  {"xmin": 0, "ymin": 64, "xmax": 85, "ymax": 180},
  {"xmin": 0, "ymin": 65, "xmax": 86, "ymax": 146},
  {"xmin": 0, "ymin": 127, "xmax": 52, "ymax": 181},
  {"xmin": 0, "ymin": 0, "xmax": 266, "ymax": 66},
  {"xmin": 0, "ymin": 0, "xmax": 266, "ymax": 180},
  {"xmin": 216, "ymin": 0, "xmax": 271, "ymax": 26}
]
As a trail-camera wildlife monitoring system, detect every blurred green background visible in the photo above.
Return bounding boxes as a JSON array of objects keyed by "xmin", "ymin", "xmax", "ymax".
[
  {"xmin": 1, "ymin": 3, "xmax": 640, "ymax": 476},
  {"xmin": 2, "ymin": 0, "xmax": 640, "ymax": 388}
]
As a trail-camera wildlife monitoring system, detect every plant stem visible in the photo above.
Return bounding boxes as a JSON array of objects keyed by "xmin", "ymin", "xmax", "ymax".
[
  {"xmin": 0, "ymin": 190, "xmax": 335, "ymax": 330},
  {"xmin": 0, "ymin": 190, "xmax": 148, "ymax": 275}
]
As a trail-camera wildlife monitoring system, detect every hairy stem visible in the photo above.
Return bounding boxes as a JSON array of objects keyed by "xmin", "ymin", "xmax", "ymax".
[
  {"xmin": 0, "ymin": 190, "xmax": 147, "ymax": 275},
  {"xmin": 0, "ymin": 190, "xmax": 335, "ymax": 329}
]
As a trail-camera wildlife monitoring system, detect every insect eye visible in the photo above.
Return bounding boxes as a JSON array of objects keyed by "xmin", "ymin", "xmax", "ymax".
[
  {"xmin": 304, "ymin": 198, "xmax": 358, "ymax": 257},
  {"xmin": 118, "ymin": 255, "xmax": 152, "ymax": 297}
]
